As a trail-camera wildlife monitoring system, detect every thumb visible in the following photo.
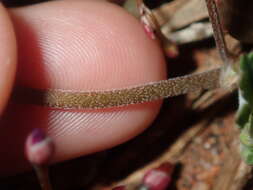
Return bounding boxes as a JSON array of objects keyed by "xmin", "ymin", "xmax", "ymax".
[
  {"xmin": 0, "ymin": 0, "xmax": 166, "ymax": 175},
  {"xmin": 0, "ymin": 3, "xmax": 16, "ymax": 115}
]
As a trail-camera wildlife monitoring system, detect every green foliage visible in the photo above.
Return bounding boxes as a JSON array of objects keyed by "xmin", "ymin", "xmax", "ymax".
[
  {"xmin": 239, "ymin": 53, "xmax": 253, "ymax": 106},
  {"xmin": 237, "ymin": 53, "xmax": 253, "ymax": 164}
]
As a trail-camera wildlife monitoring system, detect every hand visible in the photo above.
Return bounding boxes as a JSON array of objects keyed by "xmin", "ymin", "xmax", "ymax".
[{"xmin": 0, "ymin": 0, "xmax": 166, "ymax": 175}]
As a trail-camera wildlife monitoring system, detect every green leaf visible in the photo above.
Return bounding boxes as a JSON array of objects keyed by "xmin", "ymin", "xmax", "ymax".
[
  {"xmin": 240, "ymin": 144, "xmax": 253, "ymax": 165},
  {"xmin": 240, "ymin": 119, "xmax": 253, "ymax": 148},
  {"xmin": 239, "ymin": 53, "xmax": 253, "ymax": 107},
  {"xmin": 236, "ymin": 94, "xmax": 251, "ymax": 129},
  {"xmin": 237, "ymin": 53, "xmax": 253, "ymax": 164}
]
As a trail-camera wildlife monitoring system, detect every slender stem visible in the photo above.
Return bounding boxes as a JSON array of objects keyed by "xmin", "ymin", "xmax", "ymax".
[
  {"xmin": 13, "ymin": 68, "xmax": 221, "ymax": 109},
  {"xmin": 205, "ymin": 0, "xmax": 230, "ymax": 65},
  {"xmin": 33, "ymin": 164, "xmax": 53, "ymax": 190},
  {"xmin": 11, "ymin": 0, "xmax": 228, "ymax": 109}
]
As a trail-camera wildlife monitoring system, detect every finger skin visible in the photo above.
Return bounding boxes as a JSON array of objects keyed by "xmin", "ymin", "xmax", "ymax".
[
  {"xmin": 0, "ymin": 0, "xmax": 166, "ymax": 175},
  {"xmin": 0, "ymin": 3, "xmax": 16, "ymax": 115}
]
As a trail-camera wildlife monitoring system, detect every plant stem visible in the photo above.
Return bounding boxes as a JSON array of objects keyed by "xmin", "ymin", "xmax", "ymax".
[
  {"xmin": 33, "ymin": 164, "xmax": 53, "ymax": 190},
  {"xmin": 205, "ymin": 0, "xmax": 231, "ymax": 65}
]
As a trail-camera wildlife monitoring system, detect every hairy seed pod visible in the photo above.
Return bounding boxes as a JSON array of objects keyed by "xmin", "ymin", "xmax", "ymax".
[{"xmin": 218, "ymin": 0, "xmax": 253, "ymax": 43}]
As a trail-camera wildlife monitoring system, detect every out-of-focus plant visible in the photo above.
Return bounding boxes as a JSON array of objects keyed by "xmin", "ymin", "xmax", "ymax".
[{"xmin": 236, "ymin": 53, "xmax": 253, "ymax": 165}]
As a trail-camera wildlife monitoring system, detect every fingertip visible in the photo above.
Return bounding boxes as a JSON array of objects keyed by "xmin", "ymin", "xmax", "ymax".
[
  {"xmin": 0, "ymin": 0, "xmax": 166, "ymax": 175},
  {"xmin": 12, "ymin": 0, "xmax": 166, "ymax": 155},
  {"xmin": 10, "ymin": 0, "xmax": 166, "ymax": 90}
]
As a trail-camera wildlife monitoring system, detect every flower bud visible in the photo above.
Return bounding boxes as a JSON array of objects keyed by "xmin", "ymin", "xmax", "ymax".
[
  {"xmin": 25, "ymin": 128, "xmax": 54, "ymax": 165},
  {"xmin": 142, "ymin": 162, "xmax": 174, "ymax": 190}
]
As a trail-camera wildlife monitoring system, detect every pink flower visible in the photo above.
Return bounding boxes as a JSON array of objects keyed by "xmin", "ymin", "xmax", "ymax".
[
  {"xmin": 142, "ymin": 162, "xmax": 174, "ymax": 190},
  {"xmin": 25, "ymin": 128, "xmax": 54, "ymax": 165}
]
